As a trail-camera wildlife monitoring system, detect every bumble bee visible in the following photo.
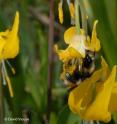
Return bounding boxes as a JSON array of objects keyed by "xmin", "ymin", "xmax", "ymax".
[{"xmin": 63, "ymin": 50, "xmax": 96, "ymax": 86}]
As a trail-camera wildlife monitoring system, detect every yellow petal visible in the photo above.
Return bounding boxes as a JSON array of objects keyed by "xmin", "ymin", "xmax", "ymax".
[
  {"xmin": 64, "ymin": 27, "xmax": 87, "ymax": 57},
  {"xmin": 58, "ymin": 2, "xmax": 63, "ymax": 24},
  {"xmin": 83, "ymin": 66, "xmax": 116, "ymax": 122},
  {"xmin": 109, "ymin": 83, "xmax": 117, "ymax": 112},
  {"xmin": 64, "ymin": 26, "xmax": 76, "ymax": 44},
  {"xmin": 11, "ymin": 11, "xmax": 19, "ymax": 36},
  {"xmin": 0, "ymin": 29, "xmax": 9, "ymax": 36},
  {"xmin": 0, "ymin": 30, "xmax": 10, "ymax": 54},
  {"xmin": 54, "ymin": 44, "xmax": 81, "ymax": 62},
  {"xmin": 90, "ymin": 20, "xmax": 101, "ymax": 51},
  {"xmin": 68, "ymin": 68, "xmax": 102, "ymax": 114},
  {"xmin": 101, "ymin": 56, "xmax": 110, "ymax": 81},
  {"xmin": 0, "ymin": 11, "xmax": 19, "ymax": 59},
  {"xmin": 64, "ymin": 27, "xmax": 85, "ymax": 44},
  {"xmin": 69, "ymin": 35, "xmax": 86, "ymax": 58}
]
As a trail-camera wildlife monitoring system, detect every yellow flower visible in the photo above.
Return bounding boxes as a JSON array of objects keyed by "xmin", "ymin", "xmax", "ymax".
[
  {"xmin": 55, "ymin": 20, "xmax": 100, "ymax": 62},
  {"xmin": 0, "ymin": 11, "xmax": 19, "ymax": 60},
  {"xmin": 0, "ymin": 11, "xmax": 20, "ymax": 97},
  {"xmin": 68, "ymin": 57, "xmax": 117, "ymax": 122},
  {"xmin": 64, "ymin": 20, "xmax": 101, "ymax": 58}
]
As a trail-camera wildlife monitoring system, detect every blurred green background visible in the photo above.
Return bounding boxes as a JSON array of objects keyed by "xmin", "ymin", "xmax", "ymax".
[{"xmin": 0, "ymin": 0, "xmax": 117, "ymax": 124}]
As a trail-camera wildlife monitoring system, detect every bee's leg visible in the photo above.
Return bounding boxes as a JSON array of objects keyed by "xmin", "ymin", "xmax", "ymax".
[
  {"xmin": 68, "ymin": 85, "xmax": 77, "ymax": 92},
  {"xmin": 65, "ymin": 73, "xmax": 76, "ymax": 83}
]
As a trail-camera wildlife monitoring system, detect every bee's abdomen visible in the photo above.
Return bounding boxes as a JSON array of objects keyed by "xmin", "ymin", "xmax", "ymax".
[
  {"xmin": 65, "ymin": 71, "xmax": 82, "ymax": 84},
  {"xmin": 81, "ymin": 72, "xmax": 91, "ymax": 80}
]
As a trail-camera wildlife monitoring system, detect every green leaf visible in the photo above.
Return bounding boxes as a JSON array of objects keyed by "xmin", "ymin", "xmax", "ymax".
[
  {"xmin": 50, "ymin": 112, "xmax": 57, "ymax": 124},
  {"xmin": 58, "ymin": 106, "xmax": 82, "ymax": 124}
]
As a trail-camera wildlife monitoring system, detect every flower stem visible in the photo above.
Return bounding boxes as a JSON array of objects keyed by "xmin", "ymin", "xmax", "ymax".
[
  {"xmin": 80, "ymin": 1, "xmax": 88, "ymax": 35},
  {"xmin": 96, "ymin": 121, "xmax": 100, "ymax": 124},
  {"xmin": 0, "ymin": 61, "xmax": 4, "ymax": 124},
  {"xmin": 47, "ymin": 0, "xmax": 54, "ymax": 123},
  {"xmin": 75, "ymin": 0, "xmax": 80, "ymax": 34},
  {"xmin": 83, "ymin": 120, "xmax": 100, "ymax": 124},
  {"xmin": 83, "ymin": 120, "xmax": 94, "ymax": 124}
]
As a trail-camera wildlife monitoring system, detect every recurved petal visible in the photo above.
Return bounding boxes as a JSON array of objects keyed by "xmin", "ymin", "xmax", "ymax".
[
  {"xmin": 68, "ymin": 68, "xmax": 102, "ymax": 115},
  {"xmin": 0, "ymin": 11, "xmax": 19, "ymax": 59},
  {"xmin": 83, "ymin": 66, "xmax": 116, "ymax": 122},
  {"xmin": 54, "ymin": 44, "xmax": 81, "ymax": 62},
  {"xmin": 64, "ymin": 26, "xmax": 76, "ymax": 44},
  {"xmin": 58, "ymin": 2, "xmax": 63, "ymax": 24},
  {"xmin": 69, "ymin": 35, "xmax": 86, "ymax": 58},
  {"xmin": 101, "ymin": 56, "xmax": 110, "ymax": 81},
  {"xmin": 68, "ymin": 79, "xmax": 91, "ymax": 114},
  {"xmin": 90, "ymin": 20, "xmax": 101, "ymax": 51},
  {"xmin": 11, "ymin": 11, "xmax": 19, "ymax": 36},
  {"xmin": 109, "ymin": 83, "xmax": 117, "ymax": 112}
]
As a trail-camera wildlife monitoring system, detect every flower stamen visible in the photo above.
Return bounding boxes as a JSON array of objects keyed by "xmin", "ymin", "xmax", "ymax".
[
  {"xmin": 6, "ymin": 60, "xmax": 16, "ymax": 74},
  {"xmin": 58, "ymin": 0, "xmax": 63, "ymax": 24},
  {"xmin": 67, "ymin": 0, "xmax": 75, "ymax": 24},
  {"xmin": 2, "ymin": 60, "xmax": 14, "ymax": 97}
]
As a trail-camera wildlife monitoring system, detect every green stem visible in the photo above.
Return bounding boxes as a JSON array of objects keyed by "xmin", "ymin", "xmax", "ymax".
[
  {"xmin": 80, "ymin": 1, "xmax": 87, "ymax": 35},
  {"xmin": 0, "ymin": 61, "xmax": 4, "ymax": 124},
  {"xmin": 83, "ymin": 120, "xmax": 94, "ymax": 124},
  {"xmin": 75, "ymin": 0, "xmax": 80, "ymax": 34},
  {"xmin": 47, "ymin": 0, "xmax": 54, "ymax": 123},
  {"xmin": 96, "ymin": 121, "xmax": 100, "ymax": 124}
]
